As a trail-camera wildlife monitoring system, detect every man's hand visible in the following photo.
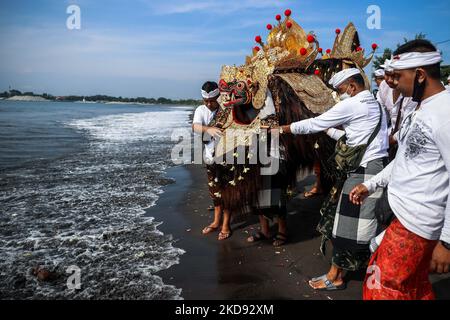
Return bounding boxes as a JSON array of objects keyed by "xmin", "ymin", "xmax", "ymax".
[
  {"xmin": 430, "ymin": 242, "xmax": 450, "ymax": 274},
  {"xmin": 348, "ymin": 184, "xmax": 369, "ymax": 205},
  {"xmin": 205, "ymin": 127, "xmax": 223, "ymax": 139}
]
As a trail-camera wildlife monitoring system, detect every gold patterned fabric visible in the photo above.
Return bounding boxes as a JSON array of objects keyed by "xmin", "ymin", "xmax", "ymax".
[{"xmin": 275, "ymin": 73, "xmax": 336, "ymax": 114}]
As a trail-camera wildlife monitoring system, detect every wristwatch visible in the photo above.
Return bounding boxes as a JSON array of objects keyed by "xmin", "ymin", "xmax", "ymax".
[{"xmin": 441, "ymin": 241, "xmax": 450, "ymax": 250}]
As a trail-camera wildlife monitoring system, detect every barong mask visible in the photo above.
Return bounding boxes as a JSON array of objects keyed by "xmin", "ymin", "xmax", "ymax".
[{"xmin": 218, "ymin": 79, "xmax": 253, "ymax": 107}]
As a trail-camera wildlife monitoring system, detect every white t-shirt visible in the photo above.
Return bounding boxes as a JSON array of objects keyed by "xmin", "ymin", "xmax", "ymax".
[
  {"xmin": 364, "ymin": 90, "xmax": 450, "ymax": 242},
  {"xmin": 290, "ymin": 90, "xmax": 389, "ymax": 167},
  {"xmin": 193, "ymin": 105, "xmax": 217, "ymax": 164}
]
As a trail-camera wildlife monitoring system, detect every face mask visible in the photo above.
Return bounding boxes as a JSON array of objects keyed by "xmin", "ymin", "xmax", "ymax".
[
  {"xmin": 411, "ymin": 70, "xmax": 425, "ymax": 103},
  {"xmin": 339, "ymin": 85, "xmax": 352, "ymax": 101}
]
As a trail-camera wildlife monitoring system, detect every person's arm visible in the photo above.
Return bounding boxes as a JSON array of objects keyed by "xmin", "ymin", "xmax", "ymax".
[
  {"xmin": 287, "ymin": 101, "xmax": 353, "ymax": 135},
  {"xmin": 435, "ymin": 122, "xmax": 450, "ymax": 244},
  {"xmin": 192, "ymin": 109, "xmax": 222, "ymax": 138},
  {"xmin": 326, "ymin": 128, "xmax": 345, "ymax": 141},
  {"xmin": 431, "ymin": 121, "xmax": 450, "ymax": 274},
  {"xmin": 192, "ymin": 123, "xmax": 222, "ymax": 138},
  {"xmin": 363, "ymin": 160, "xmax": 394, "ymax": 193},
  {"xmin": 349, "ymin": 161, "xmax": 394, "ymax": 205}
]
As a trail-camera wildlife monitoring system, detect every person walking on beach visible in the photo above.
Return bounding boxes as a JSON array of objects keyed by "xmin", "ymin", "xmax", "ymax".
[
  {"xmin": 192, "ymin": 81, "xmax": 232, "ymax": 240},
  {"xmin": 349, "ymin": 39, "xmax": 450, "ymax": 300},
  {"xmin": 280, "ymin": 68, "xmax": 389, "ymax": 291}
]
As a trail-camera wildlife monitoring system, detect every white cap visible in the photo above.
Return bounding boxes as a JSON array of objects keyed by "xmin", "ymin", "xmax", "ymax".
[{"xmin": 328, "ymin": 68, "xmax": 361, "ymax": 89}]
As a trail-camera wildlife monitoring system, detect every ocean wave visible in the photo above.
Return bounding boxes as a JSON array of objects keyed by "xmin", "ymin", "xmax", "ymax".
[{"xmin": 0, "ymin": 107, "xmax": 191, "ymax": 299}]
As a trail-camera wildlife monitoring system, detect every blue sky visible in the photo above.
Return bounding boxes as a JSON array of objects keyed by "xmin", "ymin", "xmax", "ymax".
[{"xmin": 0, "ymin": 0, "xmax": 449, "ymax": 99}]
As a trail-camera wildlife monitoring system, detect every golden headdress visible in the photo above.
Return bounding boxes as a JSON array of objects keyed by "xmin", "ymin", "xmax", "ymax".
[
  {"xmin": 220, "ymin": 9, "xmax": 319, "ymax": 109},
  {"xmin": 325, "ymin": 23, "xmax": 377, "ymax": 68}
]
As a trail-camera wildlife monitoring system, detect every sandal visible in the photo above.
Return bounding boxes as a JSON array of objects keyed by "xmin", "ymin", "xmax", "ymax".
[
  {"xmin": 272, "ymin": 232, "xmax": 288, "ymax": 247},
  {"xmin": 308, "ymin": 277, "xmax": 346, "ymax": 291},
  {"xmin": 247, "ymin": 231, "xmax": 271, "ymax": 243},
  {"xmin": 202, "ymin": 225, "xmax": 219, "ymax": 235},
  {"xmin": 310, "ymin": 274, "xmax": 328, "ymax": 282},
  {"xmin": 218, "ymin": 231, "xmax": 232, "ymax": 241}
]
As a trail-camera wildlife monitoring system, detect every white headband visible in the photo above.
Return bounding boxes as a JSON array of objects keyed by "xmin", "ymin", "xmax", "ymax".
[
  {"xmin": 381, "ymin": 58, "xmax": 393, "ymax": 72},
  {"xmin": 201, "ymin": 88, "xmax": 220, "ymax": 99},
  {"xmin": 374, "ymin": 69, "xmax": 385, "ymax": 77},
  {"xmin": 447, "ymin": 75, "xmax": 450, "ymax": 81},
  {"xmin": 329, "ymin": 68, "xmax": 361, "ymax": 89},
  {"xmin": 390, "ymin": 51, "xmax": 442, "ymax": 70}
]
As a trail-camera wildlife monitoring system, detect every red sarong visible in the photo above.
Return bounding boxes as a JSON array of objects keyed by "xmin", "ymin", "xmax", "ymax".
[{"xmin": 363, "ymin": 219, "xmax": 437, "ymax": 300}]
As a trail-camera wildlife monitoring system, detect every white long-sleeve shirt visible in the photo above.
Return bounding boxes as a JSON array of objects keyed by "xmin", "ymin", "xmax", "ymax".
[
  {"xmin": 377, "ymin": 80, "xmax": 402, "ymax": 127},
  {"xmin": 290, "ymin": 90, "xmax": 389, "ymax": 167},
  {"xmin": 363, "ymin": 90, "xmax": 450, "ymax": 243}
]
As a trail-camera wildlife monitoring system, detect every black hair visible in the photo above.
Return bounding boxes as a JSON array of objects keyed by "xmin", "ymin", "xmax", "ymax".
[
  {"xmin": 394, "ymin": 39, "xmax": 441, "ymax": 79},
  {"xmin": 202, "ymin": 81, "xmax": 219, "ymax": 93},
  {"xmin": 348, "ymin": 73, "xmax": 365, "ymax": 88}
]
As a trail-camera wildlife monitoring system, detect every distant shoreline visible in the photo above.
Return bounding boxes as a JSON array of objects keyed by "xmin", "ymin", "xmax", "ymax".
[
  {"xmin": 6, "ymin": 95, "xmax": 50, "ymax": 102},
  {"xmin": 1, "ymin": 90, "xmax": 202, "ymax": 106},
  {"xmin": 1, "ymin": 95, "xmax": 199, "ymax": 106}
]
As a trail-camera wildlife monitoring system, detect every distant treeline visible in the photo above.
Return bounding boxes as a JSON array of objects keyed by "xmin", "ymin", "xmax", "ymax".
[{"xmin": 0, "ymin": 90, "xmax": 202, "ymax": 105}]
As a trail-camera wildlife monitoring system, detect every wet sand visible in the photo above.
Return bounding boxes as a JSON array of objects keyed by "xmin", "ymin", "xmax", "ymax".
[{"xmin": 149, "ymin": 164, "xmax": 450, "ymax": 300}]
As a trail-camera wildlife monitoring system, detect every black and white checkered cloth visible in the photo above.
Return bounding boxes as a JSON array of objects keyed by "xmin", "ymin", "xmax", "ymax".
[{"xmin": 332, "ymin": 157, "xmax": 387, "ymax": 251}]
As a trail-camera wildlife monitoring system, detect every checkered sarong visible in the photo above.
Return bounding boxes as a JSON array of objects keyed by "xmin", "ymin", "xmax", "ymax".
[{"xmin": 332, "ymin": 157, "xmax": 387, "ymax": 251}]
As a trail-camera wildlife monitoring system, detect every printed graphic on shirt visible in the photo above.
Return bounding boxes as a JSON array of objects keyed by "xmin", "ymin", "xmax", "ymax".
[{"xmin": 405, "ymin": 120, "xmax": 428, "ymax": 160}]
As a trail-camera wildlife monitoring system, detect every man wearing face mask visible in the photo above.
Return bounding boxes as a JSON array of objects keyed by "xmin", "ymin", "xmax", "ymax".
[
  {"xmin": 349, "ymin": 39, "xmax": 450, "ymax": 300},
  {"xmin": 280, "ymin": 68, "xmax": 389, "ymax": 291}
]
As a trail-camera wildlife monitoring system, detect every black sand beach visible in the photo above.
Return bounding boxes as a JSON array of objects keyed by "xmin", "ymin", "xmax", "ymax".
[{"xmin": 149, "ymin": 164, "xmax": 450, "ymax": 300}]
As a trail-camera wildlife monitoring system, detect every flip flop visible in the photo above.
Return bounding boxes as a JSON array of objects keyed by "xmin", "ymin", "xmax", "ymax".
[
  {"xmin": 202, "ymin": 225, "xmax": 219, "ymax": 235},
  {"xmin": 218, "ymin": 231, "xmax": 232, "ymax": 241},
  {"xmin": 272, "ymin": 232, "xmax": 288, "ymax": 247},
  {"xmin": 247, "ymin": 231, "xmax": 270, "ymax": 243}
]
